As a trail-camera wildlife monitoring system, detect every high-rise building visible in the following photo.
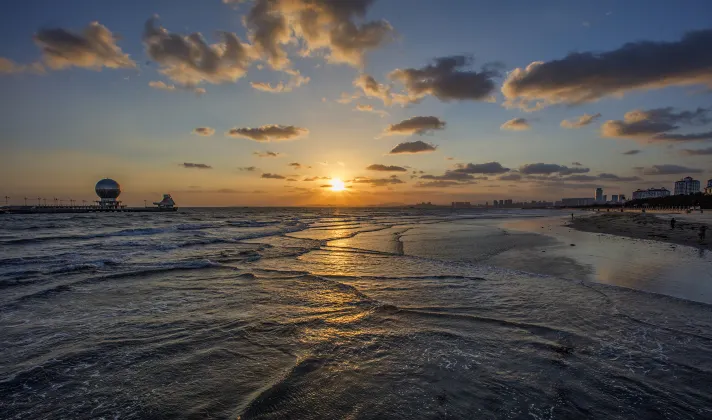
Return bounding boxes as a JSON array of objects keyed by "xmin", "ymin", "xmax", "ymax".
[
  {"xmin": 595, "ymin": 188, "xmax": 603, "ymax": 202},
  {"xmin": 673, "ymin": 177, "xmax": 700, "ymax": 195},
  {"xmin": 632, "ymin": 188, "xmax": 671, "ymax": 200},
  {"xmin": 705, "ymin": 179, "xmax": 712, "ymax": 196},
  {"xmin": 561, "ymin": 197, "xmax": 596, "ymax": 206},
  {"xmin": 611, "ymin": 194, "xmax": 619, "ymax": 202}
]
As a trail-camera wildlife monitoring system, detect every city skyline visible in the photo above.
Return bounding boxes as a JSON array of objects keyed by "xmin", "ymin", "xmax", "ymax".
[{"xmin": 2, "ymin": 0, "xmax": 712, "ymax": 206}]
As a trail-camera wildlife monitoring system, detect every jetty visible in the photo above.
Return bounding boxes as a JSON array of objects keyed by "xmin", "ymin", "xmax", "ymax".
[{"xmin": 1, "ymin": 178, "xmax": 178, "ymax": 215}]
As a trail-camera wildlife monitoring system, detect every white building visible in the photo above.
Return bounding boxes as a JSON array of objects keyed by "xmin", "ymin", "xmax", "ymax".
[
  {"xmin": 632, "ymin": 188, "xmax": 671, "ymax": 200},
  {"xmin": 674, "ymin": 177, "xmax": 700, "ymax": 195}
]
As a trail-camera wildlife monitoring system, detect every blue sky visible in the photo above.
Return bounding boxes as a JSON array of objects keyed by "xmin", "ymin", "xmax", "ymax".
[{"xmin": 1, "ymin": 0, "xmax": 711, "ymax": 206}]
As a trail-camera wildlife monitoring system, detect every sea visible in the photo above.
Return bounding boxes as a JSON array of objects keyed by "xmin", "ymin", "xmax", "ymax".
[{"xmin": 1, "ymin": 208, "xmax": 712, "ymax": 419}]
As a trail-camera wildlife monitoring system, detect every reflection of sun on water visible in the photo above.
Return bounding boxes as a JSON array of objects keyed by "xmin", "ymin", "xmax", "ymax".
[{"xmin": 331, "ymin": 178, "xmax": 345, "ymax": 191}]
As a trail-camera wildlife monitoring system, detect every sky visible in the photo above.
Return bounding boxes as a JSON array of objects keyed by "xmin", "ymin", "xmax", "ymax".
[{"xmin": 1, "ymin": 0, "xmax": 711, "ymax": 207}]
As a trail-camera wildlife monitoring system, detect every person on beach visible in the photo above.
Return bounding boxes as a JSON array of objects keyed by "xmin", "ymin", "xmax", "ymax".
[
  {"xmin": 671, "ymin": 218, "xmax": 676, "ymax": 230},
  {"xmin": 700, "ymin": 226, "xmax": 708, "ymax": 243},
  {"xmin": 571, "ymin": 213, "xmax": 574, "ymax": 221}
]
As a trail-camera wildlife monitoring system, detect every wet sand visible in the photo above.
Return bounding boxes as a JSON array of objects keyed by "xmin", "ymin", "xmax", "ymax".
[{"xmin": 570, "ymin": 212, "xmax": 711, "ymax": 250}]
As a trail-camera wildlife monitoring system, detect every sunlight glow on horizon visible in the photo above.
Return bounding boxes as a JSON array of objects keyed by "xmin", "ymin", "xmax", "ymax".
[{"xmin": 330, "ymin": 178, "xmax": 346, "ymax": 192}]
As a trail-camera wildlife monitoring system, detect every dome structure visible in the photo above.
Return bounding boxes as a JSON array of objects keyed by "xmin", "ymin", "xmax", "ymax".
[{"xmin": 95, "ymin": 178, "xmax": 121, "ymax": 200}]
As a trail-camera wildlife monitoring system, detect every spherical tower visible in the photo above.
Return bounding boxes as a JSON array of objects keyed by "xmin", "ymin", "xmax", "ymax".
[{"xmin": 95, "ymin": 178, "xmax": 121, "ymax": 207}]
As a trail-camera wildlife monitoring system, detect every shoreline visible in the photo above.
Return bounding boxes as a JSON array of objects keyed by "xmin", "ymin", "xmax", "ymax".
[{"xmin": 568, "ymin": 212, "xmax": 711, "ymax": 250}]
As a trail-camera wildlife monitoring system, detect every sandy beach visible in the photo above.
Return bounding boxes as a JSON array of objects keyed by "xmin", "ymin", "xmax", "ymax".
[{"xmin": 569, "ymin": 211, "xmax": 711, "ymax": 250}]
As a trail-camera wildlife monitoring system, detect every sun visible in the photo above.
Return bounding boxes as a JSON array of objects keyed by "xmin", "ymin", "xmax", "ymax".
[{"xmin": 331, "ymin": 178, "xmax": 346, "ymax": 192}]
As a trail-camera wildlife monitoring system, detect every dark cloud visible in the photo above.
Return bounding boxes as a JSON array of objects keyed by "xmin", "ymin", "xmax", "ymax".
[
  {"xmin": 597, "ymin": 173, "xmax": 642, "ymax": 182},
  {"xmin": 420, "ymin": 171, "xmax": 475, "ymax": 181},
  {"xmin": 238, "ymin": 166, "xmax": 257, "ymax": 171},
  {"xmin": 261, "ymin": 173, "xmax": 287, "ymax": 179},
  {"xmin": 303, "ymin": 176, "xmax": 331, "ymax": 181},
  {"xmin": 561, "ymin": 113, "xmax": 601, "ymax": 129},
  {"xmin": 143, "ymin": 17, "xmax": 254, "ymax": 86},
  {"xmin": 453, "ymin": 162, "xmax": 510, "ymax": 174},
  {"xmin": 286, "ymin": 178, "xmax": 297, "ymax": 182},
  {"xmin": 352, "ymin": 74, "xmax": 409, "ymax": 106},
  {"xmin": 639, "ymin": 164, "xmax": 703, "ymax": 175},
  {"xmin": 254, "ymin": 151, "xmax": 280, "ymax": 158},
  {"xmin": 498, "ymin": 173, "xmax": 522, "ymax": 181},
  {"xmin": 182, "ymin": 162, "xmax": 212, "ymax": 169},
  {"xmin": 623, "ymin": 149, "xmax": 641, "ymax": 155},
  {"xmin": 288, "ymin": 162, "xmax": 301, "ymax": 168},
  {"xmin": 367, "ymin": 164, "xmax": 407, "ymax": 172},
  {"xmin": 500, "ymin": 117, "xmax": 530, "ymax": 131},
  {"xmin": 601, "ymin": 107, "xmax": 712, "ymax": 142},
  {"xmin": 519, "ymin": 163, "xmax": 590, "ymax": 175},
  {"xmin": 388, "ymin": 141, "xmax": 437, "ymax": 154},
  {"xmin": 502, "ymin": 29, "xmax": 712, "ymax": 109},
  {"xmin": 680, "ymin": 147, "xmax": 712, "ymax": 155},
  {"xmin": 350, "ymin": 175, "xmax": 404, "ymax": 187},
  {"xmin": 34, "ymin": 22, "xmax": 136, "ymax": 70},
  {"xmin": 192, "ymin": 127, "xmax": 215, "ymax": 136},
  {"xmin": 384, "ymin": 116, "xmax": 446, "ymax": 136},
  {"xmin": 227, "ymin": 125, "xmax": 308, "ymax": 141},
  {"xmin": 244, "ymin": 0, "xmax": 393, "ymax": 68},
  {"xmin": 389, "ymin": 55, "xmax": 501, "ymax": 102},
  {"xmin": 415, "ymin": 180, "xmax": 470, "ymax": 188},
  {"xmin": 571, "ymin": 162, "xmax": 583, "ymax": 166}
]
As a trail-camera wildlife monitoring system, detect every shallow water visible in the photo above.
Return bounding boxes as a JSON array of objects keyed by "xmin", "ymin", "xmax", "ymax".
[{"xmin": 1, "ymin": 208, "xmax": 712, "ymax": 419}]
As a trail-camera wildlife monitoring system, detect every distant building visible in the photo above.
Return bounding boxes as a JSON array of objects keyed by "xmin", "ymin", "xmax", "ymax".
[
  {"xmin": 674, "ymin": 176, "xmax": 700, "ymax": 195},
  {"xmin": 595, "ymin": 187, "xmax": 603, "ymax": 202},
  {"xmin": 603, "ymin": 195, "xmax": 607, "ymax": 202},
  {"xmin": 504, "ymin": 199, "xmax": 513, "ymax": 206},
  {"xmin": 620, "ymin": 194, "xmax": 627, "ymax": 201},
  {"xmin": 611, "ymin": 194, "xmax": 619, "ymax": 202},
  {"xmin": 632, "ymin": 187, "xmax": 670, "ymax": 200},
  {"xmin": 451, "ymin": 201, "xmax": 471, "ymax": 208},
  {"xmin": 561, "ymin": 197, "xmax": 596, "ymax": 206},
  {"xmin": 705, "ymin": 179, "xmax": 712, "ymax": 195}
]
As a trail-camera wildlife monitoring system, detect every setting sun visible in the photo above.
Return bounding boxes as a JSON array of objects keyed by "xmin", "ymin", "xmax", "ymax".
[{"xmin": 330, "ymin": 178, "xmax": 346, "ymax": 192}]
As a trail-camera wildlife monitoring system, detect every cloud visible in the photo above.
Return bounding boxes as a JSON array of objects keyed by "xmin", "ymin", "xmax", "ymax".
[
  {"xmin": 351, "ymin": 74, "xmax": 409, "ymax": 106},
  {"xmin": 601, "ymin": 107, "xmax": 712, "ymax": 143},
  {"xmin": 261, "ymin": 173, "xmax": 287, "ymax": 179},
  {"xmin": 502, "ymin": 29, "xmax": 712, "ymax": 110},
  {"xmin": 571, "ymin": 162, "xmax": 583, "ymax": 166},
  {"xmin": 388, "ymin": 141, "xmax": 437, "ymax": 154},
  {"xmin": 303, "ymin": 176, "xmax": 330, "ymax": 181},
  {"xmin": 354, "ymin": 104, "xmax": 388, "ymax": 117},
  {"xmin": 500, "ymin": 117, "xmax": 530, "ymax": 131},
  {"xmin": 367, "ymin": 164, "xmax": 407, "ymax": 172},
  {"xmin": 623, "ymin": 149, "xmax": 641, "ymax": 155},
  {"xmin": 453, "ymin": 162, "xmax": 510, "ymax": 174},
  {"xmin": 350, "ymin": 175, "xmax": 404, "ymax": 187},
  {"xmin": 250, "ymin": 69, "xmax": 310, "ymax": 92},
  {"xmin": 597, "ymin": 173, "xmax": 642, "ymax": 182},
  {"xmin": 288, "ymin": 162, "xmax": 301, "ymax": 168},
  {"xmin": 182, "ymin": 162, "xmax": 212, "ymax": 169},
  {"xmin": 244, "ymin": 0, "xmax": 394, "ymax": 69},
  {"xmin": 420, "ymin": 171, "xmax": 476, "ymax": 181},
  {"xmin": 34, "ymin": 22, "xmax": 136, "ymax": 70},
  {"xmin": 389, "ymin": 55, "xmax": 501, "ymax": 102},
  {"xmin": 639, "ymin": 164, "xmax": 703, "ymax": 175},
  {"xmin": 680, "ymin": 147, "xmax": 712, "ymax": 156},
  {"xmin": 519, "ymin": 163, "xmax": 590, "ymax": 175},
  {"xmin": 254, "ymin": 150, "xmax": 280, "ymax": 158},
  {"xmin": 384, "ymin": 116, "xmax": 446, "ymax": 136},
  {"xmin": 227, "ymin": 124, "xmax": 308, "ymax": 141},
  {"xmin": 498, "ymin": 173, "xmax": 522, "ymax": 181},
  {"xmin": 0, "ymin": 57, "xmax": 44, "ymax": 74},
  {"xmin": 149, "ymin": 80, "xmax": 206, "ymax": 95},
  {"xmin": 143, "ymin": 17, "xmax": 254, "ymax": 86},
  {"xmin": 561, "ymin": 113, "xmax": 601, "ymax": 128},
  {"xmin": 192, "ymin": 127, "xmax": 215, "ymax": 137},
  {"xmin": 415, "ymin": 180, "xmax": 471, "ymax": 188},
  {"xmin": 238, "ymin": 166, "xmax": 257, "ymax": 171}
]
